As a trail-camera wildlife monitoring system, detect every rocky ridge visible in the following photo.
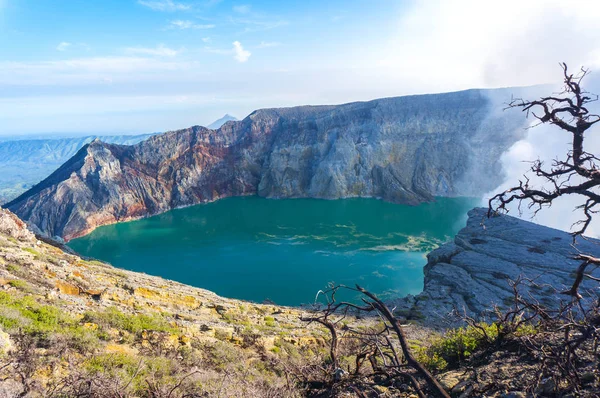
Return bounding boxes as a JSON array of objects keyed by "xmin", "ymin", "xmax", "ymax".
[
  {"xmin": 0, "ymin": 134, "xmax": 155, "ymax": 204},
  {"xmin": 207, "ymin": 114, "xmax": 239, "ymax": 129},
  {"xmin": 7, "ymin": 88, "xmax": 531, "ymax": 241},
  {"xmin": 398, "ymin": 207, "xmax": 600, "ymax": 325}
]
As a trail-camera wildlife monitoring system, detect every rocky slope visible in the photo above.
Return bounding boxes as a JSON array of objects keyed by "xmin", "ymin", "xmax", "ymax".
[
  {"xmin": 0, "ymin": 207, "xmax": 328, "ymax": 396},
  {"xmin": 7, "ymin": 89, "xmax": 531, "ymax": 241},
  {"xmin": 0, "ymin": 134, "xmax": 154, "ymax": 204},
  {"xmin": 398, "ymin": 208, "xmax": 600, "ymax": 325}
]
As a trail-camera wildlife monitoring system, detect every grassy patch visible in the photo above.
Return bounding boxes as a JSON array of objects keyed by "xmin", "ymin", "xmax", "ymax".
[
  {"xmin": 85, "ymin": 352, "xmax": 140, "ymax": 376},
  {"xmin": 22, "ymin": 247, "xmax": 41, "ymax": 257},
  {"xmin": 83, "ymin": 306, "xmax": 177, "ymax": 335},
  {"xmin": 6, "ymin": 264, "xmax": 22, "ymax": 274},
  {"xmin": 0, "ymin": 291, "xmax": 97, "ymax": 351},
  {"xmin": 8, "ymin": 279, "xmax": 27, "ymax": 289}
]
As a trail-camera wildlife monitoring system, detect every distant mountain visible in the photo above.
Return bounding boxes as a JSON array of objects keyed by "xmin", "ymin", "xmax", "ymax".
[
  {"xmin": 207, "ymin": 114, "xmax": 238, "ymax": 129},
  {"xmin": 7, "ymin": 88, "xmax": 536, "ymax": 241},
  {"xmin": 0, "ymin": 134, "xmax": 155, "ymax": 204}
]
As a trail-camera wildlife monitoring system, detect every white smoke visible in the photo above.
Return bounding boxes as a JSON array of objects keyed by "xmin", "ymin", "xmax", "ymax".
[
  {"xmin": 389, "ymin": 0, "xmax": 600, "ymax": 235},
  {"xmin": 411, "ymin": 0, "xmax": 600, "ymax": 236},
  {"xmin": 486, "ymin": 74, "xmax": 600, "ymax": 236}
]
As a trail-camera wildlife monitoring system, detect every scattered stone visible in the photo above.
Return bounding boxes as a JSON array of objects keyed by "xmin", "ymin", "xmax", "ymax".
[
  {"xmin": 0, "ymin": 329, "xmax": 13, "ymax": 356},
  {"xmin": 438, "ymin": 371, "xmax": 462, "ymax": 391},
  {"xmin": 536, "ymin": 378, "xmax": 556, "ymax": 396},
  {"xmin": 451, "ymin": 379, "xmax": 471, "ymax": 394},
  {"xmin": 0, "ymin": 379, "xmax": 24, "ymax": 398}
]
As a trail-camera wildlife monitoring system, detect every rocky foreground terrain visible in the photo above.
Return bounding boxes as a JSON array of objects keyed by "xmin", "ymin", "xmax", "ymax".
[{"xmin": 7, "ymin": 88, "xmax": 531, "ymax": 241}]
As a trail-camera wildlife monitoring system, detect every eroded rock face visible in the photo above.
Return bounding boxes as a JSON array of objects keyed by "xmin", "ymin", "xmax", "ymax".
[
  {"xmin": 7, "ymin": 89, "xmax": 529, "ymax": 240},
  {"xmin": 399, "ymin": 208, "xmax": 600, "ymax": 325},
  {"xmin": 0, "ymin": 208, "xmax": 35, "ymax": 242}
]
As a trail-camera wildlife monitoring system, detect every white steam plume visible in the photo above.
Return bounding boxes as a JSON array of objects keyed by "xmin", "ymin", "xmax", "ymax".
[{"xmin": 485, "ymin": 73, "xmax": 600, "ymax": 236}]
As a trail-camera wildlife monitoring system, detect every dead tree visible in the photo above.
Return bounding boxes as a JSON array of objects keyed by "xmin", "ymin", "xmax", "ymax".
[
  {"xmin": 484, "ymin": 64, "xmax": 600, "ymax": 395},
  {"xmin": 489, "ymin": 62, "xmax": 600, "ymax": 299},
  {"xmin": 301, "ymin": 284, "xmax": 450, "ymax": 398}
]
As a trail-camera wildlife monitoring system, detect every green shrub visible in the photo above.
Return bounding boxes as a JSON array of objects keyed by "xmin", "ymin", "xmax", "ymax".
[
  {"xmin": 0, "ymin": 291, "xmax": 97, "ymax": 352},
  {"xmin": 416, "ymin": 350, "xmax": 448, "ymax": 371},
  {"xmin": 22, "ymin": 247, "xmax": 41, "ymax": 257},
  {"xmin": 8, "ymin": 280, "xmax": 27, "ymax": 289},
  {"xmin": 417, "ymin": 322, "xmax": 499, "ymax": 371},
  {"xmin": 514, "ymin": 323, "xmax": 538, "ymax": 337},
  {"xmin": 85, "ymin": 352, "xmax": 140, "ymax": 376},
  {"xmin": 6, "ymin": 264, "xmax": 21, "ymax": 274},
  {"xmin": 83, "ymin": 307, "xmax": 176, "ymax": 335}
]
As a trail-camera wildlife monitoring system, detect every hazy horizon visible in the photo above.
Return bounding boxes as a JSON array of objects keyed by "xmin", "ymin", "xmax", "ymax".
[{"xmin": 0, "ymin": 84, "xmax": 542, "ymax": 138}]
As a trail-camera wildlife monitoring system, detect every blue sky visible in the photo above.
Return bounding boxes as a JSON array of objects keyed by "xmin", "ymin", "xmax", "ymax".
[{"xmin": 0, "ymin": 0, "xmax": 599, "ymax": 135}]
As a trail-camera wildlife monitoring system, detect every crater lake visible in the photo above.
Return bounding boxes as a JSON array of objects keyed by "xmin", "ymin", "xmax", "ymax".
[{"xmin": 68, "ymin": 197, "xmax": 477, "ymax": 306}]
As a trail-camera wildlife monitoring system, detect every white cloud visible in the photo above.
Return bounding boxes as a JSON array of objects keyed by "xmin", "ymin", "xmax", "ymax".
[
  {"xmin": 233, "ymin": 5, "xmax": 251, "ymax": 14},
  {"xmin": 137, "ymin": 0, "xmax": 190, "ymax": 12},
  {"xmin": 202, "ymin": 37, "xmax": 211, "ymax": 43},
  {"xmin": 170, "ymin": 20, "xmax": 192, "ymax": 29},
  {"xmin": 256, "ymin": 41, "xmax": 280, "ymax": 49},
  {"xmin": 125, "ymin": 44, "xmax": 181, "ymax": 57},
  {"xmin": 204, "ymin": 41, "xmax": 251, "ymax": 63},
  {"xmin": 232, "ymin": 41, "xmax": 251, "ymax": 63},
  {"xmin": 169, "ymin": 20, "xmax": 215, "ymax": 29},
  {"xmin": 56, "ymin": 42, "xmax": 71, "ymax": 51}
]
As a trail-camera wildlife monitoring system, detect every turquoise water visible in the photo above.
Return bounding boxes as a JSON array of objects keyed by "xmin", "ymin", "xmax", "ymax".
[{"xmin": 69, "ymin": 197, "xmax": 477, "ymax": 306}]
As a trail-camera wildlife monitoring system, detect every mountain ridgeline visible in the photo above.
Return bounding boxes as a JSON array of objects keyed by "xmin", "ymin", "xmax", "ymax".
[
  {"xmin": 0, "ymin": 114, "xmax": 235, "ymax": 204},
  {"xmin": 7, "ymin": 89, "xmax": 530, "ymax": 241},
  {"xmin": 0, "ymin": 134, "xmax": 155, "ymax": 204}
]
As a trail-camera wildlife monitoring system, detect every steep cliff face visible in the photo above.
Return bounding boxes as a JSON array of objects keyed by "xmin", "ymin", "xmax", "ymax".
[
  {"xmin": 0, "ymin": 134, "xmax": 154, "ymax": 204},
  {"xmin": 7, "ymin": 89, "xmax": 528, "ymax": 240},
  {"xmin": 398, "ymin": 208, "xmax": 600, "ymax": 325}
]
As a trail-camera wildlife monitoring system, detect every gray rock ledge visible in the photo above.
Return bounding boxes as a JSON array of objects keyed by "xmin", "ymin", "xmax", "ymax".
[{"xmin": 393, "ymin": 207, "xmax": 600, "ymax": 327}]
